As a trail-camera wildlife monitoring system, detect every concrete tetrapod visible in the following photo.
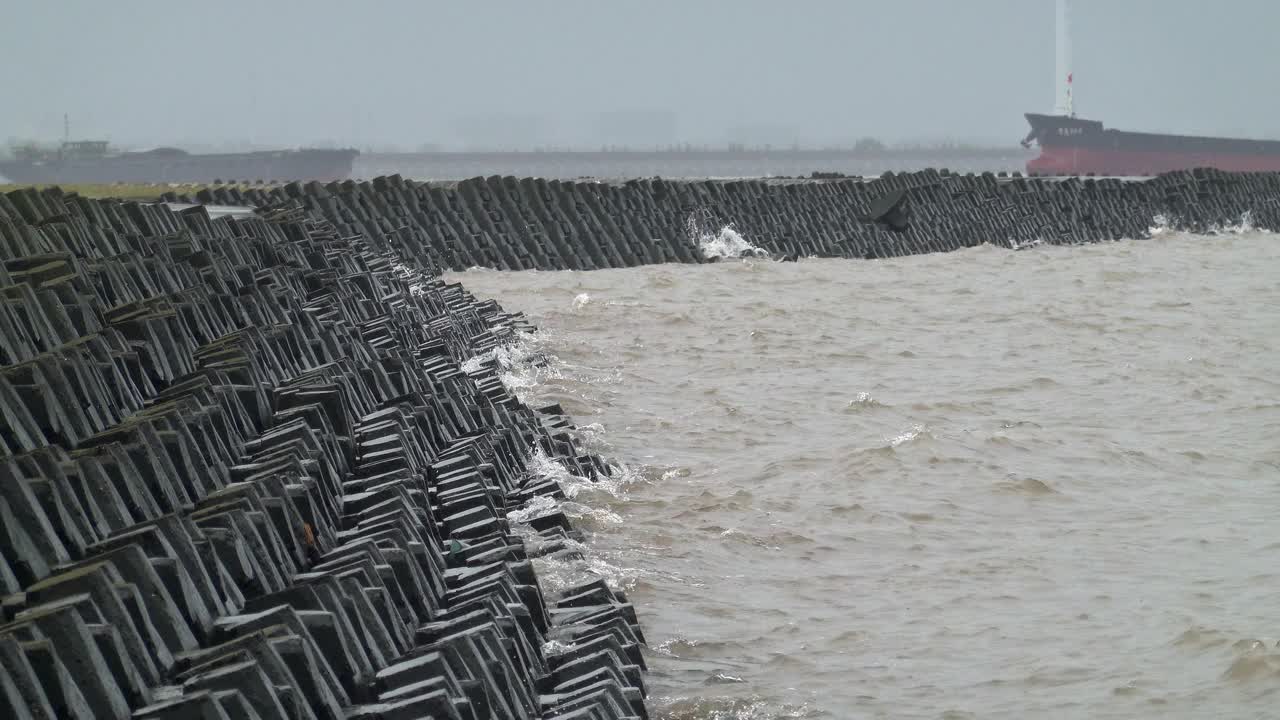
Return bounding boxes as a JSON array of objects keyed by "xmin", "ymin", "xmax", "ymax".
[
  {"xmin": 0, "ymin": 188, "xmax": 648, "ymax": 720},
  {"xmin": 165, "ymin": 167, "xmax": 1280, "ymax": 269}
]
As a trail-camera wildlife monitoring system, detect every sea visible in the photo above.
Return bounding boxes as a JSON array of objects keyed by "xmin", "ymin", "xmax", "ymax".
[{"xmin": 448, "ymin": 226, "xmax": 1280, "ymax": 719}]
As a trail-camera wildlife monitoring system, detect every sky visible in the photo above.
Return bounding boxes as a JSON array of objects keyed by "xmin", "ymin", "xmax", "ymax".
[{"xmin": 3, "ymin": 0, "xmax": 1278, "ymax": 151}]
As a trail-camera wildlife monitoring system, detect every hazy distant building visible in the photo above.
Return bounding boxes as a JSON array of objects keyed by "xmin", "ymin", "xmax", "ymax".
[
  {"xmin": 725, "ymin": 123, "xmax": 800, "ymax": 149},
  {"xmin": 591, "ymin": 110, "xmax": 678, "ymax": 149},
  {"xmin": 452, "ymin": 113, "xmax": 550, "ymax": 151}
]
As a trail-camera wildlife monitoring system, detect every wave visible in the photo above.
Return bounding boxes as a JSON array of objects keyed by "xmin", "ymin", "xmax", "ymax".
[
  {"xmin": 1149, "ymin": 211, "xmax": 1270, "ymax": 237},
  {"xmin": 505, "ymin": 448, "xmax": 642, "ymax": 595},
  {"xmin": 447, "ymin": 228, "xmax": 1280, "ymax": 718},
  {"xmin": 1222, "ymin": 645, "xmax": 1280, "ymax": 682},
  {"xmin": 527, "ymin": 444, "xmax": 647, "ymax": 502},
  {"xmin": 459, "ymin": 327, "xmax": 650, "ymax": 600},
  {"xmin": 888, "ymin": 423, "xmax": 931, "ymax": 447},
  {"xmin": 686, "ymin": 207, "xmax": 768, "ymax": 260},
  {"xmin": 843, "ymin": 391, "xmax": 886, "ymax": 411},
  {"xmin": 460, "ymin": 330, "xmax": 560, "ymax": 400},
  {"xmin": 1002, "ymin": 211, "xmax": 1268, "ymax": 250},
  {"xmin": 1149, "ymin": 213, "xmax": 1174, "ymax": 236},
  {"xmin": 992, "ymin": 476, "xmax": 1058, "ymax": 495},
  {"xmin": 1208, "ymin": 210, "xmax": 1270, "ymax": 235},
  {"xmin": 651, "ymin": 695, "xmax": 818, "ymax": 720},
  {"xmin": 1008, "ymin": 236, "xmax": 1045, "ymax": 251},
  {"xmin": 697, "ymin": 225, "xmax": 768, "ymax": 260},
  {"xmin": 531, "ymin": 549, "xmax": 640, "ymax": 596},
  {"xmin": 651, "ymin": 635, "xmax": 746, "ymax": 659}
]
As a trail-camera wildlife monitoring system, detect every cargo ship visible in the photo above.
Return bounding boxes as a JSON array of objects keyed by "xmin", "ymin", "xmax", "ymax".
[
  {"xmin": 1020, "ymin": 0, "xmax": 1280, "ymax": 176},
  {"xmin": 1021, "ymin": 113, "xmax": 1280, "ymax": 177},
  {"xmin": 0, "ymin": 139, "xmax": 358, "ymax": 184}
]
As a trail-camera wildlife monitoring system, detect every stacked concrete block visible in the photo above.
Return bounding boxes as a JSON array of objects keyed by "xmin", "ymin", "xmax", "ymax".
[
  {"xmin": 1, "ymin": 187, "xmax": 648, "ymax": 719},
  {"xmin": 159, "ymin": 168, "xmax": 1280, "ymax": 271},
  {"xmin": 9, "ymin": 162, "xmax": 1271, "ymax": 716}
]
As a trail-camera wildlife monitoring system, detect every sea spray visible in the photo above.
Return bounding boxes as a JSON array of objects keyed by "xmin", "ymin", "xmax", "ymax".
[
  {"xmin": 512, "ymin": 448, "xmax": 638, "ymax": 594},
  {"xmin": 686, "ymin": 207, "xmax": 769, "ymax": 260},
  {"xmin": 464, "ymin": 333, "xmax": 646, "ymax": 595},
  {"xmin": 1150, "ymin": 210, "xmax": 1264, "ymax": 237},
  {"xmin": 460, "ymin": 330, "xmax": 558, "ymax": 399},
  {"xmin": 1150, "ymin": 213, "xmax": 1174, "ymax": 236},
  {"xmin": 699, "ymin": 225, "xmax": 769, "ymax": 260},
  {"xmin": 1216, "ymin": 210, "xmax": 1268, "ymax": 235}
]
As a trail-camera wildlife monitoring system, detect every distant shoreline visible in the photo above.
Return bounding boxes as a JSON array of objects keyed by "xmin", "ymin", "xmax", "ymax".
[
  {"xmin": 2, "ymin": 143, "xmax": 1031, "ymax": 159},
  {"xmin": 0, "ymin": 145, "xmax": 1038, "ymax": 191},
  {"xmin": 353, "ymin": 148, "xmax": 1033, "ymax": 181},
  {"xmin": 363, "ymin": 145, "xmax": 1032, "ymax": 158}
]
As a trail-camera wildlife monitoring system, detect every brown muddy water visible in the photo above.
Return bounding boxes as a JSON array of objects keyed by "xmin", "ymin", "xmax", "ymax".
[{"xmin": 448, "ymin": 230, "xmax": 1280, "ymax": 719}]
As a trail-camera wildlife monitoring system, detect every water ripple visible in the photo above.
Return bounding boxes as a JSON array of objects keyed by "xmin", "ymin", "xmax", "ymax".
[{"xmin": 448, "ymin": 231, "xmax": 1280, "ymax": 719}]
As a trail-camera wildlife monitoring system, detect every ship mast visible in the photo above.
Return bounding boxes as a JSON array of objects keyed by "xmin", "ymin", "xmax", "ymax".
[{"xmin": 1054, "ymin": 0, "xmax": 1075, "ymax": 117}]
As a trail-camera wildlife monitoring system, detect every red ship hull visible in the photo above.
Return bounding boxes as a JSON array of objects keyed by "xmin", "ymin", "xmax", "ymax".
[
  {"xmin": 1027, "ymin": 145, "xmax": 1280, "ymax": 176},
  {"xmin": 1021, "ymin": 113, "xmax": 1280, "ymax": 176}
]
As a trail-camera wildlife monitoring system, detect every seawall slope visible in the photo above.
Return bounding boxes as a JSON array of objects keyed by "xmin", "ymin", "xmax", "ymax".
[
  {"xmin": 175, "ymin": 168, "xmax": 1280, "ymax": 270},
  {"xmin": 0, "ymin": 187, "xmax": 648, "ymax": 720}
]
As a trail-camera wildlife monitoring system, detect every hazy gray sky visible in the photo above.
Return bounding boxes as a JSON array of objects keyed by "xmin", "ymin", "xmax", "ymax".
[{"xmin": 4, "ymin": 0, "xmax": 1277, "ymax": 150}]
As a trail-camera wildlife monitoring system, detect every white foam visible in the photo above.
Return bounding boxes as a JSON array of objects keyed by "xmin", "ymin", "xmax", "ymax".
[
  {"xmin": 508, "ymin": 497, "xmax": 634, "ymax": 594},
  {"xmin": 1008, "ymin": 236, "xmax": 1045, "ymax": 251},
  {"xmin": 660, "ymin": 467, "xmax": 690, "ymax": 483},
  {"xmin": 1149, "ymin": 213, "xmax": 1173, "ymax": 236},
  {"xmin": 532, "ymin": 553, "xmax": 639, "ymax": 595},
  {"xmin": 528, "ymin": 446, "xmax": 645, "ymax": 501},
  {"xmin": 686, "ymin": 207, "xmax": 768, "ymax": 260},
  {"xmin": 653, "ymin": 636, "xmax": 700, "ymax": 656},
  {"xmin": 571, "ymin": 292, "xmax": 592, "ymax": 311},
  {"xmin": 505, "ymin": 494, "xmax": 560, "ymax": 525},
  {"xmin": 888, "ymin": 423, "xmax": 928, "ymax": 447},
  {"xmin": 1149, "ymin": 211, "xmax": 1269, "ymax": 238},
  {"xmin": 471, "ymin": 332, "xmax": 653, "ymax": 595},
  {"xmin": 698, "ymin": 225, "xmax": 768, "ymax": 260},
  {"xmin": 1215, "ymin": 210, "xmax": 1270, "ymax": 235},
  {"xmin": 460, "ymin": 331, "xmax": 561, "ymax": 401},
  {"xmin": 511, "ymin": 447, "xmax": 640, "ymax": 594},
  {"xmin": 650, "ymin": 696, "xmax": 816, "ymax": 720},
  {"xmin": 541, "ymin": 639, "xmax": 575, "ymax": 655},
  {"xmin": 570, "ymin": 422, "xmax": 612, "ymax": 454}
]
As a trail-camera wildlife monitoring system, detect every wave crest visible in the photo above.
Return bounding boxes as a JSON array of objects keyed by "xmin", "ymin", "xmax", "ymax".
[{"xmin": 687, "ymin": 207, "xmax": 768, "ymax": 259}]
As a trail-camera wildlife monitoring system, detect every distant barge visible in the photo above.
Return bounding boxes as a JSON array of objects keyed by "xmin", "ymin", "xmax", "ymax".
[{"xmin": 0, "ymin": 140, "xmax": 358, "ymax": 184}]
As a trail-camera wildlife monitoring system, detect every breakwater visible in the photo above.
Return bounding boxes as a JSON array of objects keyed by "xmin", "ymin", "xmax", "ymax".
[
  {"xmin": 0, "ymin": 188, "xmax": 648, "ymax": 719},
  {"xmin": 165, "ymin": 168, "xmax": 1280, "ymax": 271},
  {"xmin": 3, "ymin": 162, "xmax": 1276, "ymax": 718}
]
